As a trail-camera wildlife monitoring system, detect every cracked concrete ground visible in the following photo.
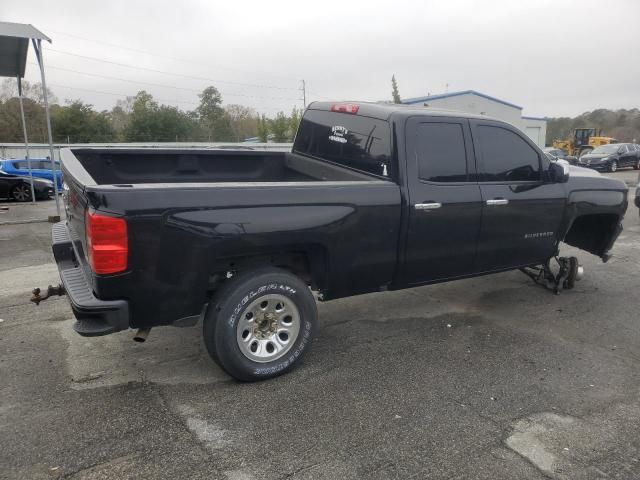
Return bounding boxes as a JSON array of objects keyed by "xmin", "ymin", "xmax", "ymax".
[{"xmin": 1, "ymin": 171, "xmax": 640, "ymax": 479}]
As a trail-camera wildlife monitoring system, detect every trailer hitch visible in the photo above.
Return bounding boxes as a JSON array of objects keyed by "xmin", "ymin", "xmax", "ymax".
[
  {"xmin": 520, "ymin": 256, "xmax": 582, "ymax": 295},
  {"xmin": 31, "ymin": 284, "xmax": 66, "ymax": 305}
]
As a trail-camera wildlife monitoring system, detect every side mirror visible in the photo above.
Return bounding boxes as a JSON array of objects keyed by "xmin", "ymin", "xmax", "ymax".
[{"xmin": 549, "ymin": 161, "xmax": 570, "ymax": 183}]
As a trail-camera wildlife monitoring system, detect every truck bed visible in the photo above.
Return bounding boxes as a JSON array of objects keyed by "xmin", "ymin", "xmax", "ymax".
[
  {"xmin": 65, "ymin": 148, "xmax": 377, "ymax": 186},
  {"xmin": 59, "ymin": 147, "xmax": 402, "ymax": 335}
]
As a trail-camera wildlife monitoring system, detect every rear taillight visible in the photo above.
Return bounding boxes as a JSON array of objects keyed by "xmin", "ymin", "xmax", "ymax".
[
  {"xmin": 331, "ymin": 103, "xmax": 359, "ymax": 114},
  {"xmin": 85, "ymin": 211, "xmax": 128, "ymax": 275}
]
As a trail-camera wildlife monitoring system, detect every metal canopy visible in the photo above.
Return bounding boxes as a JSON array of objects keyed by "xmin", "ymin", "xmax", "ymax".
[
  {"xmin": 0, "ymin": 22, "xmax": 59, "ymax": 217},
  {"xmin": 0, "ymin": 22, "xmax": 51, "ymax": 78}
]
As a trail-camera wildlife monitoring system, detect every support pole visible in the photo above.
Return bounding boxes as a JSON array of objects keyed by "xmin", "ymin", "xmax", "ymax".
[
  {"xmin": 301, "ymin": 79, "xmax": 306, "ymax": 108},
  {"xmin": 32, "ymin": 38, "xmax": 61, "ymax": 220},
  {"xmin": 17, "ymin": 76, "xmax": 36, "ymax": 204}
]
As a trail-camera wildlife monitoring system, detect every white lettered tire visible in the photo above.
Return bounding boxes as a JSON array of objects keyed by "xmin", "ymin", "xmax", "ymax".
[{"xmin": 204, "ymin": 267, "xmax": 317, "ymax": 381}]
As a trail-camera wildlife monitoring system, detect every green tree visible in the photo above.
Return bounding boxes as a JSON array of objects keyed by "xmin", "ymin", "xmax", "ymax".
[
  {"xmin": 123, "ymin": 91, "xmax": 158, "ymax": 141},
  {"xmin": 51, "ymin": 101, "xmax": 115, "ymax": 142},
  {"xmin": 257, "ymin": 114, "xmax": 269, "ymax": 142},
  {"xmin": 288, "ymin": 106, "xmax": 301, "ymax": 141},
  {"xmin": 271, "ymin": 111, "xmax": 289, "ymax": 143},
  {"xmin": 225, "ymin": 104, "xmax": 258, "ymax": 142},
  {"xmin": 123, "ymin": 91, "xmax": 196, "ymax": 142},
  {"xmin": 0, "ymin": 79, "xmax": 55, "ymax": 143},
  {"xmin": 391, "ymin": 75, "xmax": 401, "ymax": 104},
  {"xmin": 196, "ymin": 86, "xmax": 233, "ymax": 141},
  {"xmin": 109, "ymin": 97, "xmax": 135, "ymax": 141}
]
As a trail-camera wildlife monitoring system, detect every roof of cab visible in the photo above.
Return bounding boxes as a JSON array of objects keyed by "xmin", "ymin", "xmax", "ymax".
[{"xmin": 307, "ymin": 101, "xmax": 502, "ymax": 122}]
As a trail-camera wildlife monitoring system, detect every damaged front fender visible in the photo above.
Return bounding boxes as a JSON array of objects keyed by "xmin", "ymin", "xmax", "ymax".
[{"xmin": 562, "ymin": 190, "xmax": 627, "ymax": 261}]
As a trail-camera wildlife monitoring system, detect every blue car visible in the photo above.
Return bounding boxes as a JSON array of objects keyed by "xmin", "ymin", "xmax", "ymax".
[{"xmin": 0, "ymin": 158, "xmax": 63, "ymax": 190}]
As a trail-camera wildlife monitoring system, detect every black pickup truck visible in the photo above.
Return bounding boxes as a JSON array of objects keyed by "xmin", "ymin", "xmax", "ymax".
[{"xmin": 45, "ymin": 102, "xmax": 627, "ymax": 381}]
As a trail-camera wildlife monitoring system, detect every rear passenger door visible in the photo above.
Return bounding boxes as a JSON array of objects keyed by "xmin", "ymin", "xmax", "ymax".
[
  {"xmin": 470, "ymin": 120, "xmax": 566, "ymax": 271},
  {"xmin": 400, "ymin": 117, "xmax": 482, "ymax": 285}
]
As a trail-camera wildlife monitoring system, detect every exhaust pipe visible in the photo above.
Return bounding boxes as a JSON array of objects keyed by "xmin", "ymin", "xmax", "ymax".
[{"xmin": 133, "ymin": 328, "xmax": 151, "ymax": 343}]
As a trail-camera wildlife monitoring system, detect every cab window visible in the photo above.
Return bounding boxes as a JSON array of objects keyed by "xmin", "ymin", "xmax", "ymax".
[
  {"xmin": 416, "ymin": 122, "xmax": 468, "ymax": 182},
  {"xmin": 476, "ymin": 125, "xmax": 541, "ymax": 182}
]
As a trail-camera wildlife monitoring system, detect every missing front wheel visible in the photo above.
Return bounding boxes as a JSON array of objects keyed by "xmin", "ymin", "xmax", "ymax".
[{"xmin": 520, "ymin": 256, "xmax": 582, "ymax": 294}]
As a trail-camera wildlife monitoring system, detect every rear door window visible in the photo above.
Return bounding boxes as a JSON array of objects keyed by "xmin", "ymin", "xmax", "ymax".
[
  {"xmin": 475, "ymin": 125, "xmax": 541, "ymax": 182},
  {"xmin": 416, "ymin": 122, "xmax": 468, "ymax": 182},
  {"xmin": 293, "ymin": 109, "xmax": 391, "ymax": 178}
]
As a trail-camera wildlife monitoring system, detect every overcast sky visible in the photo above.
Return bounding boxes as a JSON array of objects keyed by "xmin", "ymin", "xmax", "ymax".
[{"xmin": 2, "ymin": 0, "xmax": 639, "ymax": 117}]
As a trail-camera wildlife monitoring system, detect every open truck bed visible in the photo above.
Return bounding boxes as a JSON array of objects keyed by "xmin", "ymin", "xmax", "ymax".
[
  {"xmin": 57, "ymin": 147, "xmax": 402, "ymax": 339},
  {"xmin": 64, "ymin": 148, "xmax": 378, "ymax": 185}
]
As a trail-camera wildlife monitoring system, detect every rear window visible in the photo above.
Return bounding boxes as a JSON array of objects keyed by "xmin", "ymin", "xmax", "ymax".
[{"xmin": 293, "ymin": 109, "xmax": 392, "ymax": 178}]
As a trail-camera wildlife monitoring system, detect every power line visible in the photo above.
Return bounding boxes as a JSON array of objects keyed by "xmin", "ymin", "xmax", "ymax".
[
  {"xmin": 46, "ymin": 29, "xmax": 300, "ymax": 83},
  {"xmin": 31, "ymin": 62, "xmax": 300, "ymax": 101},
  {"xmin": 45, "ymin": 48, "xmax": 299, "ymax": 91}
]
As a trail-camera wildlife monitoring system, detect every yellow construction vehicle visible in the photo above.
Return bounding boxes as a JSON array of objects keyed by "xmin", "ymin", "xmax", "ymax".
[{"xmin": 552, "ymin": 128, "xmax": 617, "ymax": 157}]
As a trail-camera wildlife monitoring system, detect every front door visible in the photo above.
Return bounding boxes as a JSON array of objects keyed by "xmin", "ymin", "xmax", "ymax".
[
  {"xmin": 400, "ymin": 117, "xmax": 482, "ymax": 285},
  {"xmin": 470, "ymin": 120, "xmax": 566, "ymax": 271}
]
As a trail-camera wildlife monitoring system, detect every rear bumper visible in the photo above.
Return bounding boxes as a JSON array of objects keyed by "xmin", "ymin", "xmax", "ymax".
[{"xmin": 52, "ymin": 222, "xmax": 129, "ymax": 337}]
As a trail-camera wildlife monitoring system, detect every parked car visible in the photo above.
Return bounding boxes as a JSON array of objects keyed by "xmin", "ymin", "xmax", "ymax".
[
  {"xmin": 0, "ymin": 170, "xmax": 54, "ymax": 201},
  {"xmin": 542, "ymin": 147, "xmax": 578, "ymax": 165},
  {"xmin": 45, "ymin": 102, "xmax": 627, "ymax": 381},
  {"xmin": 578, "ymin": 143, "xmax": 640, "ymax": 172},
  {"xmin": 0, "ymin": 158, "xmax": 63, "ymax": 190}
]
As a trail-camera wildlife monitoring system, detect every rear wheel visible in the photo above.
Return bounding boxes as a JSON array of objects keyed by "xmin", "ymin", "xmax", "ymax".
[
  {"xmin": 10, "ymin": 184, "xmax": 31, "ymax": 202},
  {"xmin": 203, "ymin": 267, "xmax": 317, "ymax": 381},
  {"xmin": 634, "ymin": 159, "xmax": 640, "ymax": 170}
]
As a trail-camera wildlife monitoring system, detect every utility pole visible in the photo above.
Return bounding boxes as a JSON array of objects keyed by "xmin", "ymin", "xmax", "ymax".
[{"xmin": 301, "ymin": 79, "xmax": 306, "ymax": 108}]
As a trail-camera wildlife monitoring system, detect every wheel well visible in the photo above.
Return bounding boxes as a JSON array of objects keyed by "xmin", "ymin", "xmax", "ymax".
[
  {"xmin": 563, "ymin": 213, "xmax": 619, "ymax": 257},
  {"xmin": 208, "ymin": 247, "xmax": 328, "ymax": 294}
]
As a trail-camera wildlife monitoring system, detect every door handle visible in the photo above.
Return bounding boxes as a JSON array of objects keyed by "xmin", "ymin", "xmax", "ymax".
[
  {"xmin": 414, "ymin": 202, "xmax": 442, "ymax": 210},
  {"xmin": 486, "ymin": 198, "xmax": 509, "ymax": 206}
]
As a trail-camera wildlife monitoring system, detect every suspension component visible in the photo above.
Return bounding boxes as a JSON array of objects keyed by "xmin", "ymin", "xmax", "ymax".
[{"xmin": 520, "ymin": 256, "xmax": 582, "ymax": 294}]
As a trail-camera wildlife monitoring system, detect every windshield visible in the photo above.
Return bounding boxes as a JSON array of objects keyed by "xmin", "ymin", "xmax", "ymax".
[{"xmin": 591, "ymin": 144, "xmax": 620, "ymax": 154}]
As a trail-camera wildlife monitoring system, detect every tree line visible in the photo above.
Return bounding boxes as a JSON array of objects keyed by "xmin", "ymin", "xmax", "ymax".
[
  {"xmin": 0, "ymin": 79, "xmax": 301, "ymax": 144},
  {"xmin": 3, "ymin": 77, "xmax": 639, "ymax": 146},
  {"xmin": 546, "ymin": 108, "xmax": 640, "ymax": 145}
]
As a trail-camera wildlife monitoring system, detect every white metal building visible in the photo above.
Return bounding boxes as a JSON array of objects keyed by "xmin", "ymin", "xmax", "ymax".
[{"xmin": 402, "ymin": 90, "xmax": 547, "ymax": 147}]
